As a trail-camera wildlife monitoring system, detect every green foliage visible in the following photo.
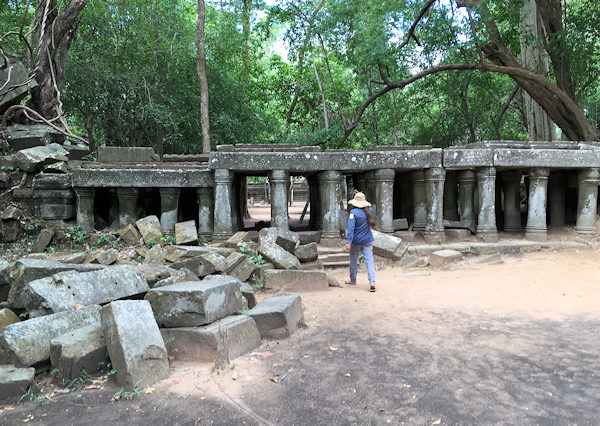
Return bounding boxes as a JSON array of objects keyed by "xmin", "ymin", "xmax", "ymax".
[
  {"xmin": 18, "ymin": 387, "xmax": 46, "ymax": 404},
  {"xmin": 239, "ymin": 245, "xmax": 266, "ymax": 266},
  {"xmin": 62, "ymin": 369, "xmax": 92, "ymax": 391},
  {"xmin": 114, "ymin": 379, "xmax": 143, "ymax": 400},
  {"xmin": 250, "ymin": 274, "xmax": 265, "ymax": 290},
  {"xmin": 63, "ymin": 226, "xmax": 86, "ymax": 249}
]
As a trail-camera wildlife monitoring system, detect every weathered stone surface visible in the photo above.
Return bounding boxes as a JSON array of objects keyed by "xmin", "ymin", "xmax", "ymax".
[
  {"xmin": 164, "ymin": 246, "xmax": 188, "ymax": 263},
  {"xmin": 32, "ymin": 227, "xmax": 55, "ymax": 253},
  {"xmin": 239, "ymin": 282, "xmax": 257, "ymax": 309},
  {"xmin": 298, "ymin": 260, "xmax": 324, "ymax": 270},
  {"xmin": 0, "ymin": 309, "xmax": 19, "ymax": 332},
  {"xmin": 0, "ymin": 365, "xmax": 35, "ymax": 399},
  {"xmin": 133, "ymin": 265, "xmax": 171, "ymax": 286},
  {"xmin": 297, "ymin": 231, "xmax": 321, "ymax": 245},
  {"xmin": 50, "ymin": 323, "xmax": 108, "ymax": 380},
  {"xmin": 258, "ymin": 243, "xmax": 301, "ymax": 270},
  {"xmin": 97, "ymin": 146, "xmax": 160, "ymax": 163},
  {"xmin": 224, "ymin": 253, "xmax": 257, "ymax": 282},
  {"xmin": 0, "ymin": 304, "xmax": 101, "ymax": 366},
  {"xmin": 223, "ymin": 231, "xmax": 250, "ymax": 248},
  {"xmin": 161, "ymin": 315, "xmax": 261, "ymax": 362},
  {"xmin": 392, "ymin": 218, "xmax": 409, "ymax": 231},
  {"xmin": 246, "ymin": 295, "xmax": 304, "ymax": 339},
  {"xmin": 101, "ymin": 300, "xmax": 168, "ymax": 389},
  {"xmin": 8, "ymin": 259, "xmax": 105, "ymax": 309},
  {"xmin": 1, "ymin": 206, "xmax": 22, "ymax": 221},
  {"xmin": 135, "ymin": 216, "xmax": 163, "ymax": 245},
  {"xmin": 444, "ymin": 219, "xmax": 476, "ymax": 234},
  {"xmin": 394, "ymin": 231, "xmax": 418, "ymax": 243},
  {"xmin": 72, "ymin": 168, "xmax": 213, "ymax": 189},
  {"xmin": 294, "ymin": 243, "xmax": 318, "ymax": 263},
  {"xmin": 169, "ymin": 255, "xmax": 216, "ymax": 278},
  {"xmin": 263, "ymin": 270, "xmax": 328, "ymax": 292},
  {"xmin": 0, "ymin": 57, "xmax": 38, "ymax": 116},
  {"xmin": 0, "ymin": 219, "xmax": 21, "ymax": 242},
  {"xmin": 429, "ymin": 250, "xmax": 464, "ymax": 267},
  {"xmin": 372, "ymin": 230, "xmax": 408, "ymax": 260},
  {"xmin": 276, "ymin": 230, "xmax": 300, "ymax": 254},
  {"xmin": 44, "ymin": 161, "xmax": 68, "ymax": 173},
  {"xmin": 85, "ymin": 249, "xmax": 118, "ymax": 265},
  {"xmin": 173, "ymin": 246, "xmax": 235, "ymax": 258},
  {"xmin": 224, "ymin": 252, "xmax": 245, "ymax": 272},
  {"xmin": 445, "ymin": 229, "xmax": 471, "ymax": 241},
  {"xmin": 152, "ymin": 267, "xmax": 198, "ymax": 288},
  {"xmin": 145, "ymin": 245, "xmax": 166, "ymax": 265},
  {"xmin": 145, "ymin": 275, "xmax": 243, "ymax": 327},
  {"xmin": 327, "ymin": 274, "xmax": 341, "ymax": 287},
  {"xmin": 0, "ymin": 260, "xmax": 10, "ymax": 302},
  {"xmin": 399, "ymin": 254, "xmax": 427, "ymax": 269},
  {"xmin": 13, "ymin": 144, "xmax": 69, "ymax": 173},
  {"xmin": 119, "ymin": 224, "xmax": 142, "ymax": 245},
  {"xmin": 27, "ymin": 265, "xmax": 149, "ymax": 314},
  {"xmin": 200, "ymin": 252, "xmax": 227, "ymax": 272},
  {"xmin": 175, "ymin": 220, "xmax": 198, "ymax": 245},
  {"xmin": 24, "ymin": 252, "xmax": 85, "ymax": 264}
]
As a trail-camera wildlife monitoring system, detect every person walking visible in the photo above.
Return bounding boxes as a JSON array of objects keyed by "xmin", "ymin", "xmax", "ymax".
[{"xmin": 345, "ymin": 191, "xmax": 379, "ymax": 292}]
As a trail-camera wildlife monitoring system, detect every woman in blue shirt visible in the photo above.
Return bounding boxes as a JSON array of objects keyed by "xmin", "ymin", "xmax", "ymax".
[{"xmin": 345, "ymin": 191, "xmax": 379, "ymax": 292}]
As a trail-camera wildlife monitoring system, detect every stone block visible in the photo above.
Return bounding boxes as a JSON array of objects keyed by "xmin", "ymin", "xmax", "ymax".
[
  {"xmin": 45, "ymin": 161, "xmax": 68, "ymax": 173},
  {"xmin": 145, "ymin": 245, "xmax": 166, "ymax": 265},
  {"xmin": 258, "ymin": 243, "xmax": 301, "ymax": 270},
  {"xmin": 399, "ymin": 254, "xmax": 427, "ymax": 269},
  {"xmin": 164, "ymin": 246, "xmax": 188, "ymax": 263},
  {"xmin": 394, "ymin": 231, "xmax": 418, "ymax": 242},
  {"xmin": 392, "ymin": 218, "xmax": 409, "ymax": 231},
  {"xmin": 86, "ymin": 249, "xmax": 118, "ymax": 265},
  {"xmin": 263, "ymin": 269, "xmax": 328, "ymax": 292},
  {"xmin": 372, "ymin": 230, "xmax": 408, "ymax": 260},
  {"xmin": 246, "ymin": 295, "xmax": 304, "ymax": 339},
  {"xmin": 50, "ymin": 323, "xmax": 108, "ymax": 380},
  {"xmin": 152, "ymin": 268, "xmax": 198, "ymax": 288},
  {"xmin": 0, "ymin": 365, "xmax": 35, "ymax": 399},
  {"xmin": 175, "ymin": 220, "xmax": 198, "ymax": 245},
  {"xmin": 445, "ymin": 229, "xmax": 471, "ymax": 241},
  {"xmin": 224, "ymin": 252, "xmax": 245, "ymax": 273},
  {"xmin": 275, "ymin": 230, "xmax": 300, "ymax": 254},
  {"xmin": 428, "ymin": 250, "xmax": 464, "ymax": 267},
  {"xmin": 97, "ymin": 146, "xmax": 160, "ymax": 163},
  {"xmin": 8, "ymin": 259, "xmax": 105, "ymax": 310},
  {"xmin": 119, "ymin": 224, "xmax": 142, "ymax": 245},
  {"xmin": 298, "ymin": 260, "xmax": 324, "ymax": 270},
  {"xmin": 25, "ymin": 252, "xmax": 85, "ymax": 264},
  {"xmin": 297, "ymin": 231, "xmax": 321, "ymax": 245},
  {"xmin": 169, "ymin": 255, "xmax": 215, "ymax": 278},
  {"xmin": 0, "ymin": 219, "xmax": 21, "ymax": 242},
  {"xmin": 443, "ymin": 219, "xmax": 476, "ymax": 234},
  {"xmin": 327, "ymin": 274, "xmax": 341, "ymax": 287},
  {"xmin": 239, "ymin": 282, "xmax": 257, "ymax": 309},
  {"xmin": 226, "ymin": 255, "xmax": 257, "ymax": 282},
  {"xmin": 26, "ymin": 265, "xmax": 149, "ymax": 314},
  {"xmin": 0, "ymin": 309, "xmax": 20, "ymax": 332},
  {"xmin": 294, "ymin": 242, "xmax": 318, "ymax": 263},
  {"xmin": 135, "ymin": 215, "xmax": 163, "ymax": 245},
  {"xmin": 145, "ymin": 276, "xmax": 244, "ymax": 327},
  {"xmin": 0, "ymin": 260, "xmax": 10, "ymax": 302},
  {"xmin": 13, "ymin": 144, "xmax": 69, "ymax": 173},
  {"xmin": 223, "ymin": 231, "xmax": 250, "ymax": 248},
  {"xmin": 0, "ymin": 304, "xmax": 101, "ymax": 366},
  {"xmin": 32, "ymin": 228, "xmax": 55, "ymax": 253},
  {"xmin": 174, "ymin": 246, "xmax": 235, "ymax": 258},
  {"xmin": 200, "ymin": 252, "xmax": 227, "ymax": 272},
  {"xmin": 161, "ymin": 315, "xmax": 261, "ymax": 362},
  {"xmin": 101, "ymin": 300, "xmax": 168, "ymax": 389},
  {"xmin": 1, "ymin": 57, "xmax": 38, "ymax": 116}
]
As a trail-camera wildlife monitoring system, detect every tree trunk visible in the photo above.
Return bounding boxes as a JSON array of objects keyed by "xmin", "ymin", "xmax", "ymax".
[
  {"xmin": 84, "ymin": 102, "xmax": 95, "ymax": 153},
  {"xmin": 241, "ymin": 0, "xmax": 252, "ymax": 82},
  {"xmin": 197, "ymin": 0, "xmax": 211, "ymax": 153},
  {"xmin": 520, "ymin": 0, "xmax": 556, "ymax": 141},
  {"xmin": 312, "ymin": 54, "xmax": 328, "ymax": 130},
  {"xmin": 153, "ymin": 0, "xmax": 166, "ymax": 157}
]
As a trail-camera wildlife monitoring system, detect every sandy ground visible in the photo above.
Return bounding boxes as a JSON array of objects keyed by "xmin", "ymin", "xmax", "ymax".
[{"xmin": 2, "ymin": 248, "xmax": 600, "ymax": 424}]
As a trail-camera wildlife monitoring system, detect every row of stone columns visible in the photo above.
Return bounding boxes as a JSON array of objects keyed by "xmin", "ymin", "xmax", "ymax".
[{"xmin": 75, "ymin": 186, "xmax": 214, "ymax": 236}]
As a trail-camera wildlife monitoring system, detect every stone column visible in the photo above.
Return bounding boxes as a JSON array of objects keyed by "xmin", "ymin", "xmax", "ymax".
[
  {"xmin": 548, "ymin": 171, "xmax": 566, "ymax": 227},
  {"xmin": 443, "ymin": 171, "xmax": 459, "ymax": 221},
  {"xmin": 213, "ymin": 169, "xmax": 234, "ymax": 240},
  {"xmin": 196, "ymin": 186, "xmax": 213, "ymax": 236},
  {"xmin": 315, "ymin": 173, "xmax": 324, "ymax": 228},
  {"xmin": 575, "ymin": 168, "xmax": 600, "ymax": 236},
  {"xmin": 308, "ymin": 175, "xmax": 319, "ymax": 228},
  {"xmin": 269, "ymin": 170, "xmax": 289, "ymax": 231},
  {"xmin": 502, "ymin": 171, "xmax": 522, "ymax": 232},
  {"xmin": 319, "ymin": 170, "xmax": 342, "ymax": 240},
  {"xmin": 411, "ymin": 170, "xmax": 427, "ymax": 231},
  {"xmin": 525, "ymin": 168, "xmax": 550, "ymax": 242},
  {"xmin": 159, "ymin": 188, "xmax": 180, "ymax": 236},
  {"xmin": 374, "ymin": 169, "xmax": 395, "ymax": 233},
  {"xmin": 346, "ymin": 175, "xmax": 354, "ymax": 201},
  {"xmin": 424, "ymin": 168, "xmax": 446, "ymax": 244},
  {"xmin": 476, "ymin": 167, "xmax": 499, "ymax": 242},
  {"xmin": 457, "ymin": 170, "xmax": 476, "ymax": 224},
  {"xmin": 116, "ymin": 187, "xmax": 138, "ymax": 228},
  {"xmin": 75, "ymin": 187, "xmax": 95, "ymax": 232}
]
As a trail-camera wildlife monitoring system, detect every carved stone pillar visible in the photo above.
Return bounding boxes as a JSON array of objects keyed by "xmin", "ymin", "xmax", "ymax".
[
  {"xmin": 213, "ymin": 169, "xmax": 234, "ymax": 240},
  {"xmin": 525, "ymin": 168, "xmax": 550, "ymax": 242},
  {"xmin": 346, "ymin": 175, "xmax": 354, "ymax": 201},
  {"xmin": 196, "ymin": 186, "xmax": 213, "ymax": 236},
  {"xmin": 424, "ymin": 168, "xmax": 446, "ymax": 244},
  {"xmin": 502, "ymin": 171, "xmax": 522, "ymax": 232},
  {"xmin": 548, "ymin": 171, "xmax": 566, "ymax": 227},
  {"xmin": 269, "ymin": 170, "xmax": 289, "ymax": 231},
  {"xmin": 308, "ymin": 175, "xmax": 319, "ymax": 228},
  {"xmin": 374, "ymin": 169, "xmax": 395, "ymax": 233},
  {"xmin": 476, "ymin": 167, "xmax": 498, "ymax": 242},
  {"xmin": 319, "ymin": 170, "xmax": 342, "ymax": 240},
  {"xmin": 443, "ymin": 171, "xmax": 459, "ymax": 221},
  {"xmin": 411, "ymin": 170, "xmax": 427, "ymax": 231},
  {"xmin": 159, "ymin": 188, "xmax": 180, "ymax": 236},
  {"xmin": 116, "ymin": 187, "xmax": 138, "ymax": 228},
  {"xmin": 75, "ymin": 187, "xmax": 95, "ymax": 232},
  {"xmin": 575, "ymin": 168, "xmax": 600, "ymax": 235}
]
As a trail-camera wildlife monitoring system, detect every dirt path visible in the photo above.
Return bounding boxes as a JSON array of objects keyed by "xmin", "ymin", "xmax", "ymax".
[{"xmin": 2, "ymin": 248, "xmax": 600, "ymax": 425}]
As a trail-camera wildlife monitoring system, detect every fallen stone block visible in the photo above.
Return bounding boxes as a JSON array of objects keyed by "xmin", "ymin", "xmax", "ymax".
[
  {"xmin": 161, "ymin": 315, "xmax": 261, "ymax": 362},
  {"xmin": 0, "ymin": 365, "xmax": 35, "ymax": 399},
  {"xmin": 164, "ymin": 246, "xmax": 188, "ymax": 263},
  {"xmin": 32, "ymin": 227, "xmax": 55, "ymax": 253},
  {"xmin": 169, "ymin": 255, "xmax": 216, "ymax": 278},
  {"xmin": 225, "ymin": 253, "xmax": 257, "ymax": 282},
  {"xmin": 145, "ymin": 245, "xmax": 166, "ymax": 265},
  {"xmin": 175, "ymin": 220, "xmax": 198, "ymax": 245},
  {"xmin": 101, "ymin": 300, "xmax": 168, "ymax": 389},
  {"xmin": 258, "ymin": 243, "xmax": 300, "ymax": 270},
  {"xmin": 239, "ymin": 282, "xmax": 257, "ymax": 309},
  {"xmin": 394, "ymin": 231, "xmax": 417, "ymax": 243},
  {"xmin": 13, "ymin": 143, "xmax": 69, "ymax": 173},
  {"xmin": 372, "ymin": 230, "xmax": 409, "ymax": 260},
  {"xmin": 145, "ymin": 275, "xmax": 244, "ymax": 327},
  {"xmin": 263, "ymin": 269, "xmax": 328, "ymax": 292},
  {"xmin": 224, "ymin": 252, "xmax": 245, "ymax": 273},
  {"xmin": 327, "ymin": 274, "xmax": 341, "ymax": 287},
  {"xmin": 134, "ymin": 265, "xmax": 171, "ymax": 286},
  {"xmin": 0, "ymin": 304, "xmax": 101, "ymax": 366},
  {"xmin": 246, "ymin": 295, "xmax": 304, "ymax": 339},
  {"xmin": 1, "ymin": 57, "xmax": 38, "ymax": 116},
  {"xmin": 26, "ymin": 265, "xmax": 149, "ymax": 314},
  {"xmin": 135, "ymin": 215, "xmax": 163, "ymax": 245},
  {"xmin": 50, "ymin": 323, "xmax": 108, "ymax": 380},
  {"xmin": 429, "ymin": 249, "xmax": 464, "ymax": 267},
  {"xmin": 475, "ymin": 254, "xmax": 504, "ymax": 265},
  {"xmin": 0, "ymin": 309, "xmax": 19, "ymax": 332},
  {"xmin": 392, "ymin": 218, "xmax": 409, "ymax": 231},
  {"xmin": 8, "ymin": 259, "xmax": 105, "ymax": 309},
  {"xmin": 298, "ymin": 260, "xmax": 324, "ymax": 270},
  {"xmin": 152, "ymin": 268, "xmax": 198, "ymax": 288},
  {"xmin": 85, "ymin": 249, "xmax": 118, "ymax": 265},
  {"xmin": 25, "ymin": 252, "xmax": 85, "ymax": 264},
  {"xmin": 200, "ymin": 252, "xmax": 227, "ymax": 272},
  {"xmin": 0, "ymin": 218, "xmax": 21, "ymax": 242},
  {"xmin": 0, "ymin": 260, "xmax": 10, "ymax": 302},
  {"xmin": 118, "ymin": 224, "xmax": 142, "ymax": 245},
  {"xmin": 259, "ymin": 227, "xmax": 300, "ymax": 253},
  {"xmin": 294, "ymin": 242, "xmax": 318, "ymax": 263},
  {"xmin": 399, "ymin": 254, "xmax": 427, "ymax": 269},
  {"xmin": 223, "ymin": 231, "xmax": 250, "ymax": 248},
  {"xmin": 297, "ymin": 231, "xmax": 321, "ymax": 245},
  {"xmin": 97, "ymin": 146, "xmax": 160, "ymax": 163},
  {"xmin": 173, "ymin": 245, "xmax": 235, "ymax": 258}
]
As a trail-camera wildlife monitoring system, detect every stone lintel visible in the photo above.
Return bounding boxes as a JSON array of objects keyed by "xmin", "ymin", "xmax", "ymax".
[
  {"xmin": 443, "ymin": 148, "xmax": 494, "ymax": 168},
  {"xmin": 493, "ymin": 149, "xmax": 600, "ymax": 168},
  {"xmin": 72, "ymin": 168, "xmax": 213, "ymax": 188}
]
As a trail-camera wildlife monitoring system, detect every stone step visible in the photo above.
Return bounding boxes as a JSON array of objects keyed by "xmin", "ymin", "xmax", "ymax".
[
  {"xmin": 319, "ymin": 253, "xmax": 349, "ymax": 263},
  {"xmin": 322, "ymin": 260, "xmax": 350, "ymax": 268},
  {"xmin": 317, "ymin": 246, "xmax": 346, "ymax": 255}
]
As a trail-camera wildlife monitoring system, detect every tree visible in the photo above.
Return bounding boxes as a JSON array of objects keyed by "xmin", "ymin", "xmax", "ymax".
[{"xmin": 197, "ymin": 0, "xmax": 211, "ymax": 153}]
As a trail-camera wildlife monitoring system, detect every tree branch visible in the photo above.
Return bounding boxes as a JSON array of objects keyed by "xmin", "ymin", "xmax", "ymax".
[{"xmin": 398, "ymin": 0, "xmax": 437, "ymax": 49}]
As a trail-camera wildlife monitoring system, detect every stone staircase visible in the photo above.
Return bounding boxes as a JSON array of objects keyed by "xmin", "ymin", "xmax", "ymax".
[{"xmin": 317, "ymin": 246, "xmax": 350, "ymax": 268}]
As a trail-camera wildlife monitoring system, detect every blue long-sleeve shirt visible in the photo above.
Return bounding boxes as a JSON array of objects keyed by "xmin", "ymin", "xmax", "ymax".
[{"xmin": 346, "ymin": 207, "xmax": 375, "ymax": 245}]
